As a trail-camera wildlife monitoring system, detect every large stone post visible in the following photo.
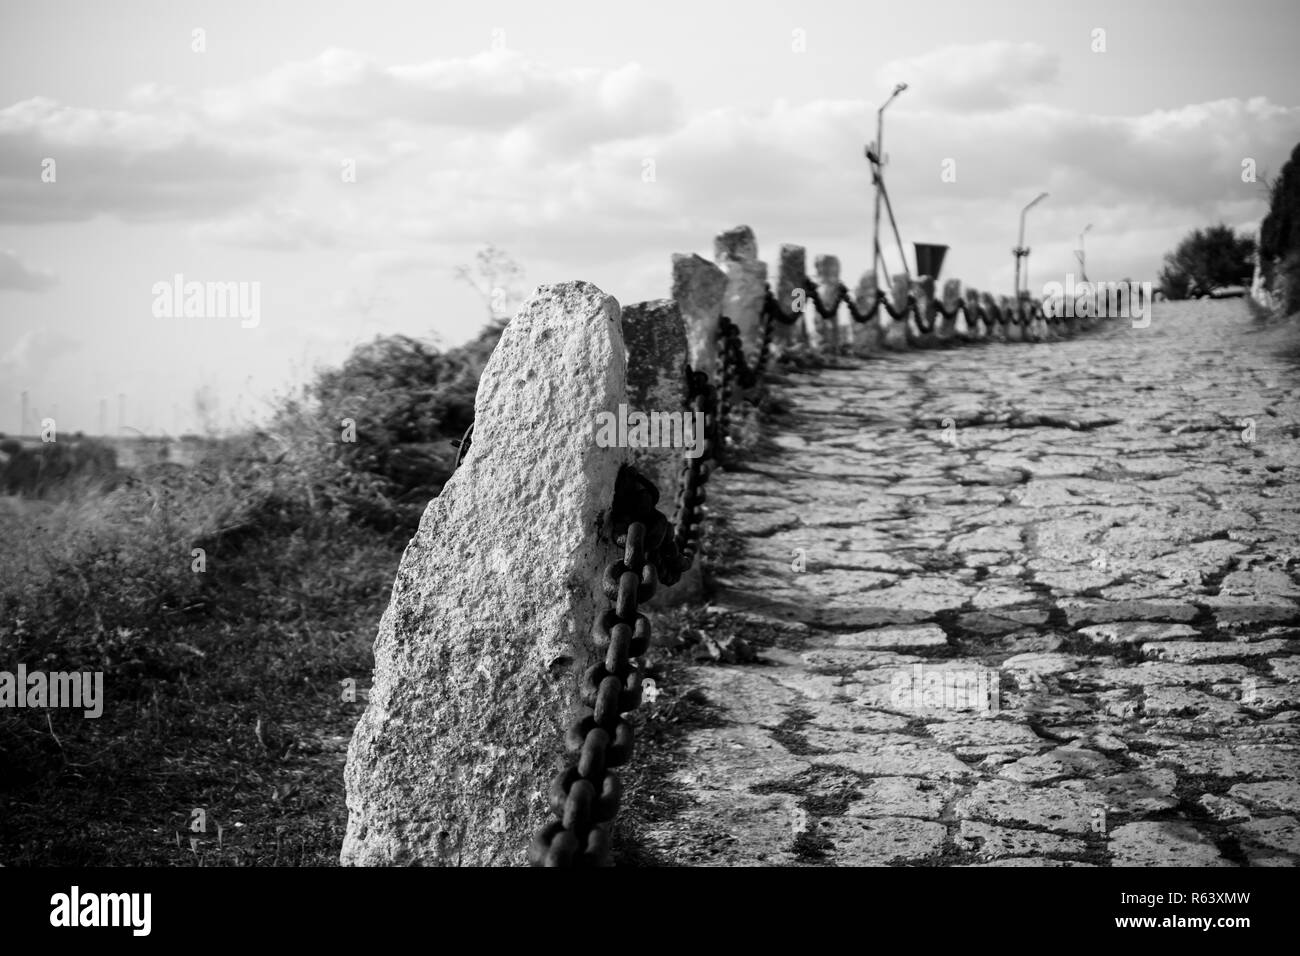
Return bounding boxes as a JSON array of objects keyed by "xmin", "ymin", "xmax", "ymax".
[
  {"xmin": 852, "ymin": 270, "xmax": 882, "ymax": 352},
  {"xmin": 341, "ymin": 281, "xmax": 627, "ymax": 867},
  {"xmin": 980, "ymin": 292, "xmax": 1004, "ymax": 341},
  {"xmin": 714, "ymin": 226, "xmax": 768, "ymax": 361},
  {"xmin": 773, "ymin": 244, "xmax": 807, "ymax": 354},
  {"xmin": 912, "ymin": 276, "xmax": 938, "ymax": 347},
  {"xmin": 963, "ymin": 287, "xmax": 983, "ymax": 340},
  {"xmin": 813, "ymin": 254, "xmax": 842, "ymax": 353},
  {"xmin": 938, "ymin": 279, "xmax": 962, "ymax": 340},
  {"xmin": 621, "ymin": 298, "xmax": 701, "ymax": 605},
  {"xmin": 1000, "ymin": 294, "xmax": 1022, "ymax": 342},
  {"xmin": 884, "ymin": 274, "xmax": 911, "ymax": 349},
  {"xmin": 622, "ymin": 299, "xmax": 689, "ymax": 504},
  {"xmin": 671, "ymin": 253, "xmax": 727, "ymax": 380}
]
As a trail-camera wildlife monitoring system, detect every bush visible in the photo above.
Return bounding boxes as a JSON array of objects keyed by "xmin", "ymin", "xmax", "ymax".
[
  {"xmin": 1158, "ymin": 224, "xmax": 1255, "ymax": 299},
  {"xmin": 0, "ymin": 437, "xmax": 120, "ymax": 498},
  {"xmin": 268, "ymin": 320, "xmax": 507, "ymax": 533},
  {"xmin": 1259, "ymin": 141, "xmax": 1300, "ymax": 314}
]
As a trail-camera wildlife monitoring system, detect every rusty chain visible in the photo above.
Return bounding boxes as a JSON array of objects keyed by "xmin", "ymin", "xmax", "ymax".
[
  {"xmin": 528, "ymin": 465, "xmax": 680, "ymax": 867},
  {"xmin": 673, "ymin": 367, "xmax": 717, "ymax": 570},
  {"xmin": 789, "ymin": 274, "xmax": 1068, "ymax": 338}
]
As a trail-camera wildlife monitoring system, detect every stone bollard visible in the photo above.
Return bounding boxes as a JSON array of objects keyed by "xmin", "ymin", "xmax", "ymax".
[
  {"xmin": 884, "ymin": 274, "xmax": 911, "ymax": 349},
  {"xmin": 852, "ymin": 270, "xmax": 883, "ymax": 351},
  {"xmin": 671, "ymin": 253, "xmax": 727, "ymax": 380},
  {"xmin": 774, "ymin": 244, "xmax": 807, "ymax": 354},
  {"xmin": 813, "ymin": 255, "xmax": 842, "ymax": 353},
  {"xmin": 341, "ymin": 281, "xmax": 627, "ymax": 867},
  {"xmin": 980, "ymin": 292, "xmax": 1004, "ymax": 341},
  {"xmin": 714, "ymin": 226, "xmax": 768, "ymax": 361},
  {"xmin": 938, "ymin": 279, "xmax": 962, "ymax": 340},
  {"xmin": 621, "ymin": 298, "xmax": 689, "ymax": 505},
  {"xmin": 963, "ymin": 287, "xmax": 983, "ymax": 340},
  {"xmin": 1029, "ymin": 297, "xmax": 1051, "ymax": 342},
  {"xmin": 621, "ymin": 298, "xmax": 701, "ymax": 605},
  {"xmin": 1000, "ymin": 295, "xmax": 1023, "ymax": 342},
  {"xmin": 912, "ymin": 276, "xmax": 938, "ymax": 347},
  {"xmin": 1003, "ymin": 299, "xmax": 1024, "ymax": 348}
]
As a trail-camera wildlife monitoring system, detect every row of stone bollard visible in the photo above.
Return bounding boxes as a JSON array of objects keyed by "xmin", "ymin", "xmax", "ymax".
[{"xmin": 339, "ymin": 225, "xmax": 1104, "ymax": 868}]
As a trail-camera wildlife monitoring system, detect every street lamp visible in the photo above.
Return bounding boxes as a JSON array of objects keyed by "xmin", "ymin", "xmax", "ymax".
[
  {"xmin": 1012, "ymin": 191, "xmax": 1049, "ymax": 299},
  {"xmin": 1076, "ymin": 223, "xmax": 1093, "ymax": 283},
  {"xmin": 868, "ymin": 82, "xmax": 908, "ymax": 285}
]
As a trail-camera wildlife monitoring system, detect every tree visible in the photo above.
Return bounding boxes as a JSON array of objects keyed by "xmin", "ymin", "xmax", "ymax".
[
  {"xmin": 1258, "ymin": 140, "xmax": 1300, "ymax": 314},
  {"xmin": 1158, "ymin": 224, "xmax": 1255, "ymax": 299}
]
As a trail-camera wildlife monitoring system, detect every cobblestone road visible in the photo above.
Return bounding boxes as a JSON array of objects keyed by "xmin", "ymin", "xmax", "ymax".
[{"xmin": 641, "ymin": 300, "xmax": 1300, "ymax": 866}]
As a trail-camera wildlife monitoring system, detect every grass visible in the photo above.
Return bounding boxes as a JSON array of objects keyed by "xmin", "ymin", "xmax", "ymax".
[{"xmin": 0, "ymin": 448, "xmax": 404, "ymax": 866}]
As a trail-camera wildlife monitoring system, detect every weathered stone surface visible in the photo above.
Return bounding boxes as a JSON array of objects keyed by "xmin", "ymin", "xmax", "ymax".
[
  {"xmin": 773, "ymin": 244, "xmax": 806, "ymax": 352},
  {"xmin": 997, "ymin": 294, "xmax": 1018, "ymax": 341},
  {"xmin": 1108, "ymin": 822, "xmax": 1232, "ymax": 866},
  {"xmin": 1198, "ymin": 794, "xmax": 1251, "ymax": 822},
  {"xmin": 342, "ymin": 281, "xmax": 627, "ymax": 866},
  {"xmin": 621, "ymin": 298, "xmax": 700, "ymax": 605},
  {"xmin": 847, "ymin": 777, "xmax": 956, "ymax": 818},
  {"xmin": 1078, "ymin": 621, "xmax": 1200, "ymax": 644},
  {"xmin": 1227, "ymin": 781, "xmax": 1300, "ymax": 813},
  {"xmin": 852, "ymin": 270, "xmax": 882, "ymax": 350},
  {"xmin": 818, "ymin": 816, "xmax": 948, "ymax": 864},
  {"xmin": 964, "ymin": 287, "xmax": 983, "ymax": 337},
  {"xmin": 714, "ymin": 225, "xmax": 768, "ymax": 358},
  {"xmin": 957, "ymin": 821, "xmax": 1088, "ymax": 859},
  {"xmin": 830, "ymin": 625, "xmax": 949, "ymax": 649},
  {"xmin": 671, "ymin": 253, "xmax": 727, "ymax": 379},
  {"xmin": 1238, "ymin": 816, "xmax": 1300, "ymax": 858},
  {"xmin": 620, "ymin": 298, "xmax": 688, "ymax": 501},
  {"xmin": 955, "ymin": 780, "xmax": 1104, "ymax": 833},
  {"xmin": 813, "ymin": 254, "xmax": 842, "ymax": 351},
  {"xmin": 886, "ymin": 274, "xmax": 911, "ymax": 349},
  {"xmin": 979, "ymin": 292, "xmax": 1001, "ymax": 338},
  {"xmin": 628, "ymin": 297, "xmax": 1300, "ymax": 866},
  {"xmin": 936, "ymin": 278, "xmax": 962, "ymax": 338},
  {"xmin": 912, "ymin": 275, "xmax": 938, "ymax": 345}
]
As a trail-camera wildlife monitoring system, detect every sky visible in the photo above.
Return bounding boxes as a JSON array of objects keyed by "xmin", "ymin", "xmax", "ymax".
[{"xmin": 1, "ymin": 0, "xmax": 1298, "ymax": 435}]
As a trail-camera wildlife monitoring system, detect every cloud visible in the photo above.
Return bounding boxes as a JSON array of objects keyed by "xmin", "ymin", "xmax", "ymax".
[
  {"xmin": 191, "ymin": 206, "xmax": 342, "ymax": 250},
  {"xmin": 201, "ymin": 48, "xmax": 682, "ymax": 146},
  {"xmin": 0, "ymin": 97, "xmax": 292, "ymax": 223},
  {"xmin": 0, "ymin": 248, "xmax": 57, "ymax": 291},
  {"xmin": 876, "ymin": 42, "xmax": 1061, "ymax": 111},
  {"xmin": 0, "ymin": 328, "xmax": 79, "ymax": 381},
  {"xmin": 1, "ymin": 44, "xmax": 1294, "ymax": 296}
]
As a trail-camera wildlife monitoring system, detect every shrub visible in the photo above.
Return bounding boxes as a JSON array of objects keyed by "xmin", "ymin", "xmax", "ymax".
[{"xmin": 1158, "ymin": 224, "xmax": 1255, "ymax": 299}]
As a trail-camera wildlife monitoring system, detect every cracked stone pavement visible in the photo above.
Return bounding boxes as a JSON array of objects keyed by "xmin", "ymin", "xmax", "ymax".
[{"xmin": 640, "ymin": 300, "xmax": 1300, "ymax": 867}]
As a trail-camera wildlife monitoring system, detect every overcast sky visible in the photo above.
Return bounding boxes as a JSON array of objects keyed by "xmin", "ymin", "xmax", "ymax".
[{"xmin": 2, "ymin": 0, "xmax": 1298, "ymax": 435}]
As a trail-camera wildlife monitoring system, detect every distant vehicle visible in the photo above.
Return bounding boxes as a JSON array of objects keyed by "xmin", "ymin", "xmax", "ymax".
[{"xmin": 1207, "ymin": 285, "xmax": 1247, "ymax": 299}]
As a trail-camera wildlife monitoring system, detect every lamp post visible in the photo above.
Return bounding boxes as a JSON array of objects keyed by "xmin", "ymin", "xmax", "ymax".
[
  {"xmin": 1012, "ymin": 191, "xmax": 1048, "ymax": 300},
  {"xmin": 868, "ymin": 82, "xmax": 908, "ymax": 285},
  {"xmin": 1076, "ymin": 223, "xmax": 1093, "ymax": 283}
]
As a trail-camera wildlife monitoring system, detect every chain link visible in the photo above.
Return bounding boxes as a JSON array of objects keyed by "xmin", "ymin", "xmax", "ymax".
[{"xmin": 528, "ymin": 466, "xmax": 679, "ymax": 867}]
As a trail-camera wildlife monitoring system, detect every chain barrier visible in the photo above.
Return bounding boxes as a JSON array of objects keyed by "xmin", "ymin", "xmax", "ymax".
[
  {"xmin": 674, "ymin": 368, "xmax": 716, "ymax": 569},
  {"xmin": 528, "ymin": 466, "xmax": 680, "ymax": 867},
  {"xmin": 790, "ymin": 275, "xmax": 1068, "ymax": 338},
  {"xmin": 520, "ymin": 263, "xmax": 1088, "ymax": 866}
]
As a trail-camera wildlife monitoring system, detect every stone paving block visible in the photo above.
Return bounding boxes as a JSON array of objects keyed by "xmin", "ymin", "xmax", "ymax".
[
  {"xmin": 817, "ymin": 816, "xmax": 948, "ymax": 865},
  {"xmin": 1108, "ymin": 822, "xmax": 1232, "ymax": 866}
]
